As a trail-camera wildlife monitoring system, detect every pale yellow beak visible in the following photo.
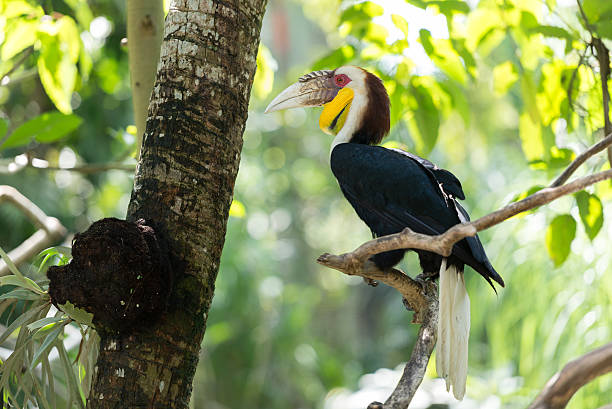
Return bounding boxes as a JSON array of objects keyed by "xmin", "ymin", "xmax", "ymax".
[{"xmin": 264, "ymin": 70, "xmax": 339, "ymax": 113}]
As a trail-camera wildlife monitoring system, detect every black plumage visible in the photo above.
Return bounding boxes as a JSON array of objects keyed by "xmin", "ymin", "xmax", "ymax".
[{"xmin": 330, "ymin": 143, "xmax": 504, "ymax": 289}]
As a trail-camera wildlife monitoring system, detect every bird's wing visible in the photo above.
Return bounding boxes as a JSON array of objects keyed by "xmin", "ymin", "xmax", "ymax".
[
  {"xmin": 331, "ymin": 144, "xmax": 460, "ymax": 238},
  {"xmin": 388, "ymin": 148, "xmax": 465, "ymax": 200}
]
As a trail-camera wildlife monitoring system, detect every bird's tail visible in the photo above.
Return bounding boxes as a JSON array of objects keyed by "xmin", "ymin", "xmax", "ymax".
[{"xmin": 435, "ymin": 258, "xmax": 470, "ymax": 400}]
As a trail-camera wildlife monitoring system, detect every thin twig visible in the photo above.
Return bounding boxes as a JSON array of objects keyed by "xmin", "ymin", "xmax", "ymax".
[
  {"xmin": 592, "ymin": 37, "xmax": 612, "ymax": 166},
  {"xmin": 0, "ymin": 186, "xmax": 66, "ymax": 275},
  {"xmin": 32, "ymin": 163, "xmax": 136, "ymax": 174},
  {"xmin": 550, "ymin": 131, "xmax": 612, "ymax": 187},
  {"xmin": 2, "ymin": 159, "xmax": 136, "ymax": 175},
  {"xmin": 577, "ymin": 0, "xmax": 612, "ymax": 165},
  {"xmin": 0, "ymin": 47, "xmax": 34, "ymax": 83},
  {"xmin": 528, "ymin": 342, "xmax": 612, "ymax": 409},
  {"xmin": 567, "ymin": 48, "xmax": 588, "ymax": 111}
]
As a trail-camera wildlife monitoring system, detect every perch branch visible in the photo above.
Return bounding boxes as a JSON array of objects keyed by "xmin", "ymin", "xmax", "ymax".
[
  {"xmin": 528, "ymin": 341, "xmax": 612, "ymax": 409},
  {"xmin": 319, "ymin": 169, "xmax": 612, "ymax": 283},
  {"xmin": 550, "ymin": 131, "xmax": 612, "ymax": 187},
  {"xmin": 0, "ymin": 186, "xmax": 66, "ymax": 275}
]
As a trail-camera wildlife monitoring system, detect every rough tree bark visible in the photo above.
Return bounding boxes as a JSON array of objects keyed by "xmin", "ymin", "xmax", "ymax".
[{"xmin": 86, "ymin": 0, "xmax": 267, "ymax": 407}]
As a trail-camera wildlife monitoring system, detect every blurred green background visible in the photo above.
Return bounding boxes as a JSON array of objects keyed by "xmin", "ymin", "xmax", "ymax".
[{"xmin": 1, "ymin": 0, "xmax": 611, "ymax": 408}]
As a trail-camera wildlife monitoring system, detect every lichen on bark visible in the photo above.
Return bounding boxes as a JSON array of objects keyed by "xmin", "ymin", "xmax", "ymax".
[{"xmin": 86, "ymin": 0, "xmax": 268, "ymax": 407}]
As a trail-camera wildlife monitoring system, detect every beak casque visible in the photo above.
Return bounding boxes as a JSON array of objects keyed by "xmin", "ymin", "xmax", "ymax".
[{"xmin": 264, "ymin": 70, "xmax": 339, "ymax": 113}]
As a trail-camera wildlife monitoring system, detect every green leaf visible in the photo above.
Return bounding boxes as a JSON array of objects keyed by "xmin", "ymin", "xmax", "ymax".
[
  {"xmin": 253, "ymin": 44, "xmax": 276, "ymax": 100},
  {"xmin": 547, "ymin": 147, "xmax": 575, "ymax": 168},
  {"xmin": 1, "ymin": 18, "xmax": 38, "ymax": 61},
  {"xmin": 519, "ymin": 112, "xmax": 545, "ymax": 163},
  {"xmin": 0, "ymin": 302, "xmax": 48, "ymax": 346},
  {"xmin": 530, "ymin": 25, "xmax": 573, "ymax": 40},
  {"xmin": 29, "ymin": 322, "xmax": 64, "ymax": 370},
  {"xmin": 36, "ymin": 246, "xmax": 72, "ymax": 273},
  {"xmin": 57, "ymin": 340, "xmax": 86, "ymax": 409},
  {"xmin": 0, "ymin": 274, "xmax": 44, "ymax": 294},
  {"xmin": 582, "ymin": 0, "xmax": 612, "ymax": 23},
  {"xmin": 511, "ymin": 184, "xmax": 545, "ymax": 206},
  {"xmin": 0, "ymin": 0, "xmax": 44, "ymax": 19},
  {"xmin": 419, "ymin": 29, "xmax": 467, "ymax": 84},
  {"xmin": 545, "ymin": 214, "xmax": 576, "ymax": 267},
  {"xmin": 575, "ymin": 191, "xmax": 603, "ymax": 240},
  {"xmin": 36, "ymin": 17, "xmax": 80, "ymax": 114},
  {"xmin": 27, "ymin": 316, "xmax": 66, "ymax": 332},
  {"xmin": 229, "ymin": 199, "xmax": 246, "ymax": 218},
  {"xmin": 0, "ymin": 118, "xmax": 7, "ymax": 138},
  {"xmin": 340, "ymin": 2, "xmax": 384, "ymax": 25},
  {"xmin": 311, "ymin": 45, "xmax": 355, "ymax": 71},
  {"xmin": 1, "ymin": 112, "xmax": 82, "ymax": 148},
  {"xmin": 58, "ymin": 300, "xmax": 93, "ymax": 327},
  {"xmin": 493, "ymin": 61, "xmax": 518, "ymax": 95},
  {"xmin": 62, "ymin": 0, "xmax": 94, "ymax": 27},
  {"xmin": 0, "ymin": 288, "xmax": 42, "ymax": 301},
  {"xmin": 0, "ymin": 245, "xmax": 25, "ymax": 278},
  {"xmin": 406, "ymin": 82, "xmax": 439, "ymax": 155},
  {"xmin": 427, "ymin": 0, "xmax": 470, "ymax": 16},
  {"xmin": 391, "ymin": 14, "xmax": 409, "ymax": 38}
]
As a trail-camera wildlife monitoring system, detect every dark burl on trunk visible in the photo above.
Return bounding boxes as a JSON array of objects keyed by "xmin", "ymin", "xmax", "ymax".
[
  {"xmin": 75, "ymin": 1, "xmax": 268, "ymax": 408},
  {"xmin": 48, "ymin": 218, "xmax": 172, "ymax": 333}
]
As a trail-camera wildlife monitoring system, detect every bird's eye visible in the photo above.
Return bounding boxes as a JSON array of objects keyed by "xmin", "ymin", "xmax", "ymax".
[{"xmin": 334, "ymin": 74, "xmax": 350, "ymax": 87}]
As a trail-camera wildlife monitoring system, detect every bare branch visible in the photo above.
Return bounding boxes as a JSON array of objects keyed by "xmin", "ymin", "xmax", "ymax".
[
  {"xmin": 0, "ymin": 185, "xmax": 67, "ymax": 275},
  {"xmin": 372, "ymin": 289, "xmax": 438, "ymax": 409},
  {"xmin": 1, "ymin": 158, "xmax": 136, "ymax": 175},
  {"xmin": 30, "ymin": 163, "xmax": 136, "ymax": 174},
  {"xmin": 550, "ymin": 132, "xmax": 612, "ymax": 187},
  {"xmin": 591, "ymin": 37, "xmax": 612, "ymax": 166},
  {"xmin": 528, "ymin": 342, "xmax": 612, "ymax": 409}
]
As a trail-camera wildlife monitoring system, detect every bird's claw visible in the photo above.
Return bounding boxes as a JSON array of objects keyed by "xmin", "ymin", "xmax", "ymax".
[{"xmin": 363, "ymin": 277, "xmax": 378, "ymax": 287}]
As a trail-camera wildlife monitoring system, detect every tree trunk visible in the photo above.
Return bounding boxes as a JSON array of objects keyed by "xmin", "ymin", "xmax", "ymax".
[
  {"xmin": 126, "ymin": 0, "xmax": 164, "ymax": 148},
  {"xmin": 86, "ymin": 0, "xmax": 267, "ymax": 407}
]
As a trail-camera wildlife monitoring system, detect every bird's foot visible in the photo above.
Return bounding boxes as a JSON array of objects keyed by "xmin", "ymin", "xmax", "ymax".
[
  {"xmin": 416, "ymin": 270, "xmax": 438, "ymax": 282},
  {"xmin": 363, "ymin": 277, "xmax": 378, "ymax": 287}
]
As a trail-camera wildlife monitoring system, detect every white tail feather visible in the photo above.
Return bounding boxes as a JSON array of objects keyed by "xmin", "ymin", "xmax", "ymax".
[{"xmin": 436, "ymin": 259, "xmax": 470, "ymax": 400}]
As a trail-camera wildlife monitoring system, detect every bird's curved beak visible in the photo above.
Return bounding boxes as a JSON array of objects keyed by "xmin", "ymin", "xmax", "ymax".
[{"xmin": 264, "ymin": 70, "xmax": 339, "ymax": 113}]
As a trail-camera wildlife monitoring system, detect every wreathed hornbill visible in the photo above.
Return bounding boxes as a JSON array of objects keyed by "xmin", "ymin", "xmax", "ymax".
[{"xmin": 265, "ymin": 66, "xmax": 504, "ymax": 400}]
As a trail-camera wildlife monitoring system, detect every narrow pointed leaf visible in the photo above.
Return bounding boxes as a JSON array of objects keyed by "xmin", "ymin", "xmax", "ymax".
[
  {"xmin": 0, "ymin": 245, "xmax": 25, "ymax": 278},
  {"xmin": 30, "ymin": 322, "xmax": 64, "ymax": 370}
]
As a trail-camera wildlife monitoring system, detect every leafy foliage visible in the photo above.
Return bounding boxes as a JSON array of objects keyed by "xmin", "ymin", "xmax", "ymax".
[
  {"xmin": 0, "ymin": 246, "xmax": 98, "ymax": 408},
  {"xmin": 1, "ymin": 0, "xmax": 611, "ymax": 408}
]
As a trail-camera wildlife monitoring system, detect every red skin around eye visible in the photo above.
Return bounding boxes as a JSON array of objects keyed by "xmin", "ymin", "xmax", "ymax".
[{"xmin": 334, "ymin": 74, "xmax": 351, "ymax": 87}]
